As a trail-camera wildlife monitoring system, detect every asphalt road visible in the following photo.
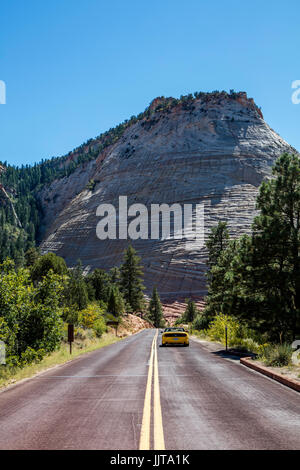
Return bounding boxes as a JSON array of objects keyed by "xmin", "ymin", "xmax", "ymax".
[{"xmin": 0, "ymin": 329, "xmax": 299, "ymax": 450}]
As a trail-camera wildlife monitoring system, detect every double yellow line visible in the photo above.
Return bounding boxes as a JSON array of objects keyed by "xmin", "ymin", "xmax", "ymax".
[{"xmin": 139, "ymin": 330, "xmax": 165, "ymax": 450}]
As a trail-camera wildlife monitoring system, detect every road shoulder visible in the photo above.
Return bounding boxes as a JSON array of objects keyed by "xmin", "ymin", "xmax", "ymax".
[
  {"xmin": 240, "ymin": 357, "xmax": 300, "ymax": 393},
  {"xmin": 0, "ymin": 329, "xmax": 147, "ymax": 394}
]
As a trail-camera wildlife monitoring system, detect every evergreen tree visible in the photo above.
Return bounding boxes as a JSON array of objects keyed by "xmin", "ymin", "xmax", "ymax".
[
  {"xmin": 30, "ymin": 252, "xmax": 68, "ymax": 282},
  {"xmin": 246, "ymin": 153, "xmax": 300, "ymax": 340},
  {"xmin": 107, "ymin": 286, "xmax": 125, "ymax": 317},
  {"xmin": 148, "ymin": 287, "xmax": 164, "ymax": 327},
  {"xmin": 120, "ymin": 245, "xmax": 145, "ymax": 312},
  {"xmin": 204, "ymin": 221, "xmax": 230, "ymax": 318},
  {"xmin": 184, "ymin": 299, "xmax": 198, "ymax": 323},
  {"xmin": 204, "ymin": 153, "xmax": 300, "ymax": 342},
  {"xmin": 86, "ymin": 268, "xmax": 111, "ymax": 302},
  {"xmin": 25, "ymin": 247, "xmax": 41, "ymax": 267},
  {"xmin": 109, "ymin": 266, "xmax": 120, "ymax": 284},
  {"xmin": 206, "ymin": 221, "xmax": 230, "ymax": 271},
  {"xmin": 85, "ymin": 279, "xmax": 96, "ymax": 301},
  {"xmin": 65, "ymin": 261, "xmax": 89, "ymax": 312}
]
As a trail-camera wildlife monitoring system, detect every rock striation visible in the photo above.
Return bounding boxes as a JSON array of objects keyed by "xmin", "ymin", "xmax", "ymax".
[{"xmin": 39, "ymin": 91, "xmax": 296, "ymax": 299}]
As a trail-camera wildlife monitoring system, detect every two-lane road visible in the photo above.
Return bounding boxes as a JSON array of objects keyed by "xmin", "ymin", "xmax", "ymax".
[{"xmin": 0, "ymin": 329, "xmax": 299, "ymax": 450}]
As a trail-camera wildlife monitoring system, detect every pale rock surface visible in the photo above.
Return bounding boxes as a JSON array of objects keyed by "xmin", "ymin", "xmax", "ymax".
[{"xmin": 39, "ymin": 93, "xmax": 296, "ymax": 300}]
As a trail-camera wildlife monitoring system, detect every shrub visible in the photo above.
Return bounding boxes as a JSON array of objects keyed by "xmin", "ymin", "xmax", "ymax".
[
  {"xmin": 20, "ymin": 347, "xmax": 45, "ymax": 365},
  {"xmin": 78, "ymin": 303, "xmax": 105, "ymax": 328},
  {"xmin": 260, "ymin": 343, "xmax": 292, "ymax": 367},
  {"xmin": 93, "ymin": 317, "xmax": 106, "ymax": 338},
  {"xmin": 105, "ymin": 313, "xmax": 118, "ymax": 322},
  {"xmin": 86, "ymin": 179, "xmax": 96, "ymax": 191},
  {"xmin": 237, "ymin": 337, "xmax": 260, "ymax": 354},
  {"xmin": 0, "ymin": 263, "xmax": 64, "ymax": 364},
  {"xmin": 74, "ymin": 327, "xmax": 89, "ymax": 341},
  {"xmin": 206, "ymin": 313, "xmax": 240, "ymax": 346},
  {"xmin": 192, "ymin": 314, "xmax": 211, "ymax": 331}
]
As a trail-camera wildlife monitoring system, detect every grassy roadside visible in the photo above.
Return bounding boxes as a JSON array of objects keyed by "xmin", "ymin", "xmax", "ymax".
[
  {"xmin": 248, "ymin": 358, "xmax": 300, "ymax": 383},
  {"xmin": 191, "ymin": 330, "xmax": 300, "ymax": 382},
  {"xmin": 0, "ymin": 332, "xmax": 120, "ymax": 390},
  {"xmin": 190, "ymin": 330, "xmax": 217, "ymax": 343}
]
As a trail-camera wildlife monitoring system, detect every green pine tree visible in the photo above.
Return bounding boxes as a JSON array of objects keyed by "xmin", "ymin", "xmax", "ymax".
[
  {"xmin": 247, "ymin": 153, "xmax": 300, "ymax": 340},
  {"xmin": 206, "ymin": 221, "xmax": 230, "ymax": 271},
  {"xmin": 107, "ymin": 286, "xmax": 125, "ymax": 317},
  {"xmin": 184, "ymin": 299, "xmax": 198, "ymax": 323},
  {"xmin": 109, "ymin": 266, "xmax": 120, "ymax": 284},
  {"xmin": 120, "ymin": 245, "xmax": 145, "ymax": 312},
  {"xmin": 25, "ymin": 247, "xmax": 41, "ymax": 267},
  {"xmin": 204, "ymin": 153, "xmax": 300, "ymax": 342},
  {"xmin": 86, "ymin": 268, "xmax": 111, "ymax": 302},
  {"xmin": 30, "ymin": 252, "xmax": 68, "ymax": 282},
  {"xmin": 148, "ymin": 287, "xmax": 164, "ymax": 327},
  {"xmin": 65, "ymin": 261, "xmax": 89, "ymax": 312}
]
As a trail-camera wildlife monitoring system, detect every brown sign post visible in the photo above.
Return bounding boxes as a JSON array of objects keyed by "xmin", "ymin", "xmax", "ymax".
[{"xmin": 68, "ymin": 324, "xmax": 74, "ymax": 354}]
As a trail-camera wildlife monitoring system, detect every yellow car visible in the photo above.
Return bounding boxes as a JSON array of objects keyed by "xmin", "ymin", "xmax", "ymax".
[{"xmin": 161, "ymin": 327, "xmax": 189, "ymax": 347}]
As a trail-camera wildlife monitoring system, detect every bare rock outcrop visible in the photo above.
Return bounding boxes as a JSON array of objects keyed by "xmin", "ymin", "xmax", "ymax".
[{"xmin": 39, "ymin": 92, "xmax": 296, "ymax": 299}]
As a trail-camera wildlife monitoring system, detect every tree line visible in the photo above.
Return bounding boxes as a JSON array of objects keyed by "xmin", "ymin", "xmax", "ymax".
[
  {"xmin": 181, "ymin": 153, "xmax": 299, "ymax": 344},
  {"xmin": 0, "ymin": 243, "xmax": 165, "ymax": 369}
]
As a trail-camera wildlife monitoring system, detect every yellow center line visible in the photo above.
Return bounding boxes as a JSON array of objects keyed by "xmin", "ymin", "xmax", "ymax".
[
  {"xmin": 139, "ymin": 331, "xmax": 156, "ymax": 450},
  {"xmin": 139, "ymin": 329, "xmax": 165, "ymax": 451},
  {"xmin": 153, "ymin": 332, "xmax": 165, "ymax": 450}
]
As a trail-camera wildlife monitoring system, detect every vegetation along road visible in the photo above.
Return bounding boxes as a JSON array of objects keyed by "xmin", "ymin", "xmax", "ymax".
[{"xmin": 0, "ymin": 329, "xmax": 299, "ymax": 450}]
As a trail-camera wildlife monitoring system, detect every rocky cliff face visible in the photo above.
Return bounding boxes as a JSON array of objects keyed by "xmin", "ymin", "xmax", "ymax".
[{"xmin": 39, "ymin": 92, "xmax": 296, "ymax": 299}]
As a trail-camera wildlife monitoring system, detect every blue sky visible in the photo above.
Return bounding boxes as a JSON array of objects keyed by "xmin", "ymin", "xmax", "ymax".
[{"xmin": 0, "ymin": 0, "xmax": 299, "ymax": 166}]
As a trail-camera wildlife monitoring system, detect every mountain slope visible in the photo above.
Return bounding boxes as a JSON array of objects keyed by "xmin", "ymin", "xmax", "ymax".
[{"xmin": 38, "ymin": 91, "xmax": 296, "ymax": 299}]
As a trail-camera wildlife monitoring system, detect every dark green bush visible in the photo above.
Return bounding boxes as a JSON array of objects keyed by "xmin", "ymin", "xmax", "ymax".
[
  {"xmin": 192, "ymin": 313, "xmax": 211, "ymax": 331},
  {"xmin": 262, "ymin": 344, "xmax": 292, "ymax": 367}
]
